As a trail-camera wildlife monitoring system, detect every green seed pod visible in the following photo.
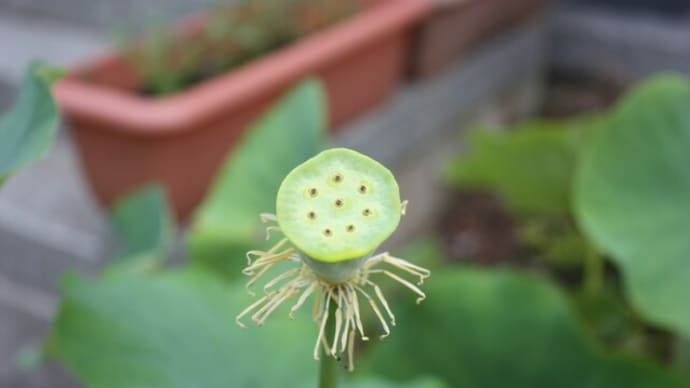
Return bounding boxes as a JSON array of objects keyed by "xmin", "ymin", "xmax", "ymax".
[
  {"xmin": 276, "ymin": 148, "xmax": 402, "ymax": 264},
  {"xmin": 239, "ymin": 147, "xmax": 429, "ymax": 371}
]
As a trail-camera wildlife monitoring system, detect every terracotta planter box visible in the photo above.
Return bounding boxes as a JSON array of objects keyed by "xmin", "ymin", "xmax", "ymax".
[
  {"xmin": 409, "ymin": 0, "xmax": 546, "ymax": 78},
  {"xmin": 55, "ymin": 0, "xmax": 429, "ymax": 218}
]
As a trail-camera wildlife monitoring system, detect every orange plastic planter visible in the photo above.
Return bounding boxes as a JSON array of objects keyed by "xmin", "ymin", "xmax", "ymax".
[{"xmin": 55, "ymin": 0, "xmax": 429, "ymax": 218}]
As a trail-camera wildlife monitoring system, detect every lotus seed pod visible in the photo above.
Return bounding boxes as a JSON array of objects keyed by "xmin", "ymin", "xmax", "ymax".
[
  {"xmin": 276, "ymin": 148, "xmax": 402, "ymax": 264},
  {"xmin": 238, "ymin": 147, "xmax": 429, "ymax": 371}
]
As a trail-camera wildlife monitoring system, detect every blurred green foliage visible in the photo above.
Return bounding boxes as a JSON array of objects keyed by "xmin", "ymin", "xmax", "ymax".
[
  {"xmin": 108, "ymin": 185, "xmax": 174, "ymax": 272},
  {"xmin": 574, "ymin": 75, "xmax": 690, "ymax": 340},
  {"xmin": 516, "ymin": 218, "xmax": 588, "ymax": 268},
  {"xmin": 0, "ymin": 63, "xmax": 60, "ymax": 185},
  {"xmin": 188, "ymin": 79, "xmax": 326, "ymax": 278},
  {"xmin": 367, "ymin": 268, "xmax": 688, "ymax": 388},
  {"xmin": 571, "ymin": 284, "xmax": 653, "ymax": 359},
  {"xmin": 446, "ymin": 119, "xmax": 589, "ymax": 216},
  {"xmin": 39, "ymin": 74, "xmax": 690, "ymax": 387},
  {"xmin": 52, "ymin": 269, "xmax": 317, "ymax": 388},
  {"xmin": 446, "ymin": 118, "xmax": 595, "ymax": 269},
  {"xmin": 46, "ymin": 81, "xmax": 448, "ymax": 388},
  {"xmin": 445, "ymin": 74, "xmax": 690, "ymax": 379},
  {"xmin": 316, "ymin": 376, "xmax": 448, "ymax": 388},
  {"xmin": 47, "ymin": 102, "xmax": 321, "ymax": 385}
]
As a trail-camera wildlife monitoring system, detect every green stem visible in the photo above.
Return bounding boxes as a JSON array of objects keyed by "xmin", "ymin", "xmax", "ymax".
[
  {"xmin": 583, "ymin": 247, "xmax": 604, "ymax": 295},
  {"xmin": 318, "ymin": 307, "xmax": 338, "ymax": 388}
]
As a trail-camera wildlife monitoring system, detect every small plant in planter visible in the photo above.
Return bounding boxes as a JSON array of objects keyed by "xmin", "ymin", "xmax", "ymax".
[{"xmin": 124, "ymin": 0, "xmax": 359, "ymax": 96}]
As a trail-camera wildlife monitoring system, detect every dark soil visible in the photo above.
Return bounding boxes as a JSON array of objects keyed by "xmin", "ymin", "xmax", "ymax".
[
  {"xmin": 540, "ymin": 70, "xmax": 625, "ymax": 118},
  {"xmin": 439, "ymin": 191, "xmax": 521, "ymax": 265}
]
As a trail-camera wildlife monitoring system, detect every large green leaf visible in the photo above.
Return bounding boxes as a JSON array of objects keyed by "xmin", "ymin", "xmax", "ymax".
[
  {"xmin": 109, "ymin": 185, "xmax": 174, "ymax": 271},
  {"xmin": 446, "ymin": 119, "xmax": 595, "ymax": 216},
  {"xmin": 367, "ymin": 268, "xmax": 688, "ymax": 388},
  {"xmin": 52, "ymin": 269, "xmax": 317, "ymax": 388},
  {"xmin": 574, "ymin": 75, "xmax": 690, "ymax": 338},
  {"xmin": 189, "ymin": 79, "xmax": 326, "ymax": 278},
  {"xmin": 0, "ymin": 63, "xmax": 60, "ymax": 183}
]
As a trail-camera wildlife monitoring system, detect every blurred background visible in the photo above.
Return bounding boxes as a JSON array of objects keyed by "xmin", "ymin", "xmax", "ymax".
[{"xmin": 1, "ymin": 0, "xmax": 690, "ymax": 387}]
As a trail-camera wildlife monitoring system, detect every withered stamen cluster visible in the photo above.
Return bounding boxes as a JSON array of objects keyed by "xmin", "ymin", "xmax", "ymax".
[{"xmin": 236, "ymin": 215, "xmax": 430, "ymax": 370}]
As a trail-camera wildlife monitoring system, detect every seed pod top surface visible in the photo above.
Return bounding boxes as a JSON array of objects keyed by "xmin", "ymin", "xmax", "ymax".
[{"xmin": 276, "ymin": 148, "xmax": 402, "ymax": 263}]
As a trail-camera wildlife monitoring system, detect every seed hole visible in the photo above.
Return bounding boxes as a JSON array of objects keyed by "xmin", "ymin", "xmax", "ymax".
[
  {"xmin": 323, "ymin": 228, "xmax": 333, "ymax": 237},
  {"xmin": 333, "ymin": 173, "xmax": 343, "ymax": 183},
  {"xmin": 307, "ymin": 211, "xmax": 317, "ymax": 220},
  {"xmin": 363, "ymin": 208, "xmax": 372, "ymax": 217},
  {"xmin": 358, "ymin": 185, "xmax": 368, "ymax": 194},
  {"xmin": 335, "ymin": 199, "xmax": 344, "ymax": 208},
  {"xmin": 346, "ymin": 224, "xmax": 355, "ymax": 232},
  {"xmin": 308, "ymin": 188, "xmax": 318, "ymax": 198}
]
